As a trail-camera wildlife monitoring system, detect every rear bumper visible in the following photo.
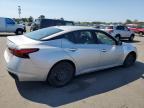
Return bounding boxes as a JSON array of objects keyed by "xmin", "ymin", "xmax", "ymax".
[
  {"xmin": 4, "ymin": 50, "xmax": 49, "ymax": 81},
  {"xmin": 7, "ymin": 67, "xmax": 46, "ymax": 81}
]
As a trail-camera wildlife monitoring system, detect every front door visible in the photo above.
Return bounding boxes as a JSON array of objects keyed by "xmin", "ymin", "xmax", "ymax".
[{"xmin": 94, "ymin": 30, "xmax": 124, "ymax": 67}]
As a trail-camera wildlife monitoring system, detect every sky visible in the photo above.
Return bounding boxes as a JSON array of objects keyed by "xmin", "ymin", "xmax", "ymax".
[{"xmin": 0, "ymin": 0, "xmax": 144, "ymax": 22}]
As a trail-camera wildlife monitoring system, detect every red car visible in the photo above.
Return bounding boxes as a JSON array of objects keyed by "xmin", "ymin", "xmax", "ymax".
[{"xmin": 127, "ymin": 24, "xmax": 144, "ymax": 35}]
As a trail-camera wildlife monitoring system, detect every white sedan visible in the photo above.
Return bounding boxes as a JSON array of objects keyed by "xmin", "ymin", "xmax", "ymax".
[{"xmin": 4, "ymin": 26, "xmax": 137, "ymax": 87}]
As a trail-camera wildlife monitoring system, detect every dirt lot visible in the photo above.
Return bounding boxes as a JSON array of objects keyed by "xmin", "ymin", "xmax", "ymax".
[{"xmin": 0, "ymin": 35, "xmax": 144, "ymax": 108}]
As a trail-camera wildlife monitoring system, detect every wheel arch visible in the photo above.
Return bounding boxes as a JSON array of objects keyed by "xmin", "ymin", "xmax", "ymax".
[
  {"xmin": 47, "ymin": 59, "xmax": 76, "ymax": 80},
  {"xmin": 124, "ymin": 51, "xmax": 137, "ymax": 61}
]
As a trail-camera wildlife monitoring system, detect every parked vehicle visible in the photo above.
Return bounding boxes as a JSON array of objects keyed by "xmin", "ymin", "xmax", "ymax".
[
  {"xmin": 101, "ymin": 25, "xmax": 135, "ymax": 41},
  {"xmin": 30, "ymin": 18, "xmax": 74, "ymax": 31},
  {"xmin": 127, "ymin": 25, "xmax": 144, "ymax": 36},
  {"xmin": 0, "ymin": 17, "xmax": 26, "ymax": 35},
  {"xmin": 4, "ymin": 26, "xmax": 137, "ymax": 87}
]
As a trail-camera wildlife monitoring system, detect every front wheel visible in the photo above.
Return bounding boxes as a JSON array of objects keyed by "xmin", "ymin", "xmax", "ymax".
[
  {"xmin": 123, "ymin": 53, "xmax": 136, "ymax": 67},
  {"xmin": 129, "ymin": 34, "xmax": 135, "ymax": 41},
  {"xmin": 47, "ymin": 62, "xmax": 75, "ymax": 87}
]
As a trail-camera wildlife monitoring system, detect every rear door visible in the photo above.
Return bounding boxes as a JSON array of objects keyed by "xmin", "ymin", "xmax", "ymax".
[{"xmin": 62, "ymin": 30, "xmax": 101, "ymax": 74}]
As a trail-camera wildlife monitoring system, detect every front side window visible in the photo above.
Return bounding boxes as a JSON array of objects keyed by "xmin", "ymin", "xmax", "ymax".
[
  {"xmin": 95, "ymin": 31, "xmax": 116, "ymax": 45},
  {"xmin": 6, "ymin": 18, "xmax": 15, "ymax": 25}
]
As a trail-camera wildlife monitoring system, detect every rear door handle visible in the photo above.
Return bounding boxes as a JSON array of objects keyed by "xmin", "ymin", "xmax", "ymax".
[
  {"xmin": 101, "ymin": 49, "xmax": 107, "ymax": 52},
  {"xmin": 68, "ymin": 48, "xmax": 77, "ymax": 52}
]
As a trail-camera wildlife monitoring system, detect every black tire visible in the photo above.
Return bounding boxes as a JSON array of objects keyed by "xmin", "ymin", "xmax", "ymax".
[
  {"xmin": 47, "ymin": 62, "xmax": 75, "ymax": 87},
  {"xmin": 129, "ymin": 34, "xmax": 135, "ymax": 41},
  {"xmin": 123, "ymin": 53, "xmax": 136, "ymax": 67},
  {"xmin": 115, "ymin": 34, "xmax": 121, "ymax": 41},
  {"xmin": 15, "ymin": 29, "xmax": 23, "ymax": 35}
]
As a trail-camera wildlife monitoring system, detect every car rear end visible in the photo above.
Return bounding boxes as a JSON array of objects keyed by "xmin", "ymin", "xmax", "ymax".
[
  {"xmin": 4, "ymin": 35, "xmax": 49, "ymax": 81},
  {"xmin": 4, "ymin": 27, "xmax": 65, "ymax": 81}
]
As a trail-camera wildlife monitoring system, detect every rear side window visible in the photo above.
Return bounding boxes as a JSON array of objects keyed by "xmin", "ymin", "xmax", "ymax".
[
  {"xmin": 64, "ymin": 32, "xmax": 76, "ymax": 43},
  {"xmin": 64, "ymin": 30, "xmax": 96, "ymax": 44},
  {"xmin": 25, "ymin": 27, "xmax": 63, "ymax": 40}
]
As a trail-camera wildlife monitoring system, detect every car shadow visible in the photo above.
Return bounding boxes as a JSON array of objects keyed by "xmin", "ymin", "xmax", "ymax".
[{"xmin": 15, "ymin": 61, "xmax": 144, "ymax": 107}]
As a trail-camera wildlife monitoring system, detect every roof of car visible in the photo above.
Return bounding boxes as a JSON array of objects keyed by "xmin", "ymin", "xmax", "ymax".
[
  {"xmin": 41, "ymin": 26, "xmax": 98, "ymax": 40},
  {"xmin": 54, "ymin": 26, "xmax": 97, "ymax": 31}
]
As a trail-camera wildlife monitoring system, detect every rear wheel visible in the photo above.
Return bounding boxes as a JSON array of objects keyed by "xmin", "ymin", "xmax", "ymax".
[
  {"xmin": 15, "ymin": 29, "xmax": 23, "ymax": 35},
  {"xmin": 47, "ymin": 62, "xmax": 74, "ymax": 87},
  {"xmin": 123, "ymin": 53, "xmax": 136, "ymax": 67},
  {"xmin": 129, "ymin": 34, "xmax": 135, "ymax": 41}
]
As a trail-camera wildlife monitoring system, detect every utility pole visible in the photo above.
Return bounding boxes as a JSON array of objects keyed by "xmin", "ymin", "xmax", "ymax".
[{"xmin": 18, "ymin": 6, "xmax": 21, "ymax": 18}]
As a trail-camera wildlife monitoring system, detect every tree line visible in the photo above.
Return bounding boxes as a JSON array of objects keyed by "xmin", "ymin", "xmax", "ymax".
[{"xmin": 13, "ymin": 15, "xmax": 144, "ymax": 26}]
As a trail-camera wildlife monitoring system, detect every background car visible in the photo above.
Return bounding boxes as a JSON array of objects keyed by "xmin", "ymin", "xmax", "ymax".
[
  {"xmin": 30, "ymin": 18, "xmax": 74, "ymax": 31},
  {"xmin": 0, "ymin": 17, "xmax": 26, "ymax": 35},
  {"xmin": 128, "ymin": 25, "xmax": 144, "ymax": 36},
  {"xmin": 101, "ymin": 25, "xmax": 135, "ymax": 41},
  {"xmin": 4, "ymin": 26, "xmax": 137, "ymax": 87}
]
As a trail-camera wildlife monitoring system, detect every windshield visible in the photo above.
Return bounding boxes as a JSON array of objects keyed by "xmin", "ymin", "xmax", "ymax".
[{"xmin": 25, "ymin": 27, "xmax": 63, "ymax": 40}]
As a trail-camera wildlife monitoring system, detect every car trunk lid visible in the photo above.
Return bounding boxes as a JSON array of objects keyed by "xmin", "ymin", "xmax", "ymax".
[{"xmin": 7, "ymin": 35, "xmax": 39, "ymax": 47}]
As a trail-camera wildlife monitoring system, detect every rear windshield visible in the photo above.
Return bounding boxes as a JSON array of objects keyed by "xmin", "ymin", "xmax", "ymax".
[{"xmin": 24, "ymin": 27, "xmax": 63, "ymax": 40}]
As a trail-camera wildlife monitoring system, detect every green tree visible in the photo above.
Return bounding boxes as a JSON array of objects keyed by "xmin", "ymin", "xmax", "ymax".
[
  {"xmin": 38, "ymin": 15, "xmax": 45, "ymax": 19},
  {"xmin": 28, "ymin": 16, "xmax": 34, "ymax": 22},
  {"xmin": 125, "ymin": 19, "xmax": 132, "ymax": 24}
]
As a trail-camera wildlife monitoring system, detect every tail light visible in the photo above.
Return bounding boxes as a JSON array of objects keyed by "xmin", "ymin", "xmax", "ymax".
[{"xmin": 8, "ymin": 48, "xmax": 39, "ymax": 58}]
